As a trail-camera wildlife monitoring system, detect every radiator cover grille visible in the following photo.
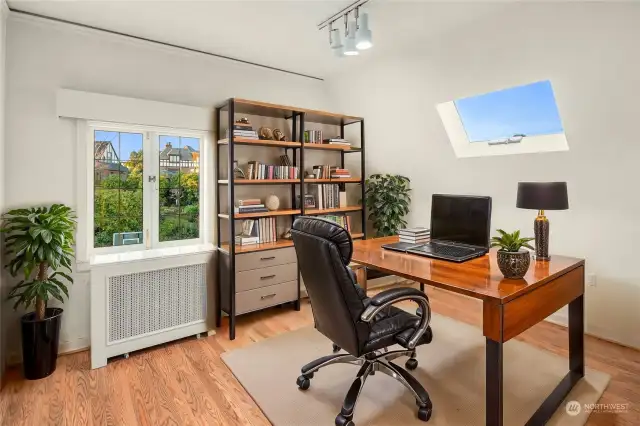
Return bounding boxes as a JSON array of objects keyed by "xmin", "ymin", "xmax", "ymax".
[{"xmin": 108, "ymin": 263, "xmax": 206, "ymax": 343}]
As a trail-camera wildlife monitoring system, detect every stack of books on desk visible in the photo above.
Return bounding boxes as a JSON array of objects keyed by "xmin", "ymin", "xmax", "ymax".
[
  {"xmin": 398, "ymin": 227, "xmax": 430, "ymax": 244},
  {"xmin": 235, "ymin": 199, "xmax": 268, "ymax": 214}
]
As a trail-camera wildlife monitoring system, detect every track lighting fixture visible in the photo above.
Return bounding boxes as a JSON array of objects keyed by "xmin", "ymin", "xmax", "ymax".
[{"xmin": 318, "ymin": 0, "xmax": 372, "ymax": 58}]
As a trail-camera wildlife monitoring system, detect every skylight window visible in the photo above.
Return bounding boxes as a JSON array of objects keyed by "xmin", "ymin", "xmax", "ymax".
[{"xmin": 437, "ymin": 80, "xmax": 569, "ymax": 158}]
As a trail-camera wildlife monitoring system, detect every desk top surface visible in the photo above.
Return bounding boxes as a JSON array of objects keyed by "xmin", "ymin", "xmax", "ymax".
[{"xmin": 351, "ymin": 237, "xmax": 584, "ymax": 303}]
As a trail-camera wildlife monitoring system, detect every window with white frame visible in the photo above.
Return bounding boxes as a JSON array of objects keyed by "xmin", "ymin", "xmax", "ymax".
[
  {"xmin": 437, "ymin": 80, "xmax": 568, "ymax": 158},
  {"xmin": 90, "ymin": 123, "xmax": 204, "ymax": 251}
]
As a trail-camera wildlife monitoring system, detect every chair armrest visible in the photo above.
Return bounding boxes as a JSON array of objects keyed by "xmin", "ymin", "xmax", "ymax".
[{"xmin": 361, "ymin": 287, "xmax": 431, "ymax": 350}]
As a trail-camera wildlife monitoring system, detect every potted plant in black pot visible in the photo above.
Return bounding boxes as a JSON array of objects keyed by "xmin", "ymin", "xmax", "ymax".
[
  {"xmin": 491, "ymin": 229, "xmax": 534, "ymax": 279},
  {"xmin": 1, "ymin": 204, "xmax": 76, "ymax": 379}
]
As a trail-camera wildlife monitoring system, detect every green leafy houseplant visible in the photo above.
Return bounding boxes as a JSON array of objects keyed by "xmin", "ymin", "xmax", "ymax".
[
  {"xmin": 490, "ymin": 229, "xmax": 534, "ymax": 252},
  {"xmin": 2, "ymin": 204, "xmax": 76, "ymax": 320},
  {"xmin": 364, "ymin": 174, "xmax": 411, "ymax": 237}
]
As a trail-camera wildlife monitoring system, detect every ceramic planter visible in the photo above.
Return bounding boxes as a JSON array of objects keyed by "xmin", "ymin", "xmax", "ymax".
[
  {"xmin": 21, "ymin": 307, "xmax": 63, "ymax": 380},
  {"xmin": 497, "ymin": 250, "xmax": 531, "ymax": 279}
]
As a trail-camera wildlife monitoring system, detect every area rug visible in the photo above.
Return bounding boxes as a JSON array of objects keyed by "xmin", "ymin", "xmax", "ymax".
[{"xmin": 222, "ymin": 314, "xmax": 609, "ymax": 425}]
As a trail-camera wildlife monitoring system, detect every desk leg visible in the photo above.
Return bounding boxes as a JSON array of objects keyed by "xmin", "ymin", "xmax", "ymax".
[
  {"xmin": 486, "ymin": 337, "xmax": 503, "ymax": 426},
  {"xmin": 569, "ymin": 294, "xmax": 585, "ymax": 376}
]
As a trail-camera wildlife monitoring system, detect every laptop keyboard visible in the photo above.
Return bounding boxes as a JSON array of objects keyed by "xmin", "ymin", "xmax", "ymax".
[{"xmin": 424, "ymin": 242, "xmax": 475, "ymax": 258}]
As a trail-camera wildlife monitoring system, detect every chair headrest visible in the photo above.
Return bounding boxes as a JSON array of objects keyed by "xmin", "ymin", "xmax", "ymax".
[{"xmin": 291, "ymin": 216, "xmax": 353, "ymax": 265}]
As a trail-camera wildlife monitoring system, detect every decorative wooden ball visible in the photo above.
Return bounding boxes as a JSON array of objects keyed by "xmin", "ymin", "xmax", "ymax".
[{"xmin": 265, "ymin": 195, "xmax": 280, "ymax": 211}]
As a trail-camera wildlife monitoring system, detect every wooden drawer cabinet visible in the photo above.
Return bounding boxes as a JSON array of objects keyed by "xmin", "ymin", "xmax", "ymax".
[
  {"xmin": 235, "ymin": 247, "xmax": 297, "ymax": 272},
  {"xmin": 236, "ymin": 263, "xmax": 298, "ymax": 292},
  {"xmin": 236, "ymin": 281, "xmax": 298, "ymax": 315}
]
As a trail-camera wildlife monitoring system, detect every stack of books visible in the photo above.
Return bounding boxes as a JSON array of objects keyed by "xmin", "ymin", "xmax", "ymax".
[
  {"xmin": 235, "ymin": 218, "xmax": 277, "ymax": 245},
  {"xmin": 229, "ymin": 121, "xmax": 258, "ymax": 140},
  {"xmin": 398, "ymin": 227, "xmax": 430, "ymax": 244},
  {"xmin": 304, "ymin": 130, "xmax": 323, "ymax": 144},
  {"xmin": 330, "ymin": 167, "xmax": 351, "ymax": 178},
  {"xmin": 323, "ymin": 138, "xmax": 350, "ymax": 147},
  {"xmin": 247, "ymin": 161, "xmax": 299, "ymax": 180},
  {"xmin": 234, "ymin": 199, "xmax": 268, "ymax": 214}
]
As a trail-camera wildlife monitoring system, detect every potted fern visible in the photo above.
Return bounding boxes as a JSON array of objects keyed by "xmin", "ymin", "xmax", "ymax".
[
  {"xmin": 1, "ymin": 204, "xmax": 76, "ymax": 379},
  {"xmin": 491, "ymin": 229, "xmax": 534, "ymax": 279},
  {"xmin": 364, "ymin": 174, "xmax": 411, "ymax": 236}
]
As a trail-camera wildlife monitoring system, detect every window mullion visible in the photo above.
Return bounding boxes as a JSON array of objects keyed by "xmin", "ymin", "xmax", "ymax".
[{"xmin": 142, "ymin": 131, "xmax": 156, "ymax": 249}]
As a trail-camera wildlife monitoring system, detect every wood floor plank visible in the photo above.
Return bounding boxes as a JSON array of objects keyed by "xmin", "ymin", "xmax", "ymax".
[{"xmin": 1, "ymin": 283, "xmax": 638, "ymax": 425}]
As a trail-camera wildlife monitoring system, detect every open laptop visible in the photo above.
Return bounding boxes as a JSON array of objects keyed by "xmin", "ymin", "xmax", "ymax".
[{"xmin": 407, "ymin": 194, "xmax": 492, "ymax": 262}]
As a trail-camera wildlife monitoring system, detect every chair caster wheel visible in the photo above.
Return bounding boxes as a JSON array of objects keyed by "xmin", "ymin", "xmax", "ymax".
[
  {"xmin": 335, "ymin": 414, "xmax": 355, "ymax": 426},
  {"xmin": 332, "ymin": 344, "xmax": 341, "ymax": 353},
  {"xmin": 418, "ymin": 406, "xmax": 432, "ymax": 422},
  {"xmin": 406, "ymin": 358, "xmax": 418, "ymax": 370},
  {"xmin": 296, "ymin": 375, "xmax": 311, "ymax": 390}
]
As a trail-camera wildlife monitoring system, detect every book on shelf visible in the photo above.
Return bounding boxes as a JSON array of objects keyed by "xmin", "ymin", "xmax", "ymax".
[
  {"xmin": 312, "ymin": 184, "xmax": 341, "ymax": 210},
  {"xmin": 235, "ymin": 235, "xmax": 259, "ymax": 245},
  {"xmin": 304, "ymin": 130, "xmax": 323, "ymax": 144},
  {"xmin": 237, "ymin": 198, "xmax": 262, "ymax": 206},
  {"xmin": 236, "ymin": 217, "xmax": 277, "ymax": 244},
  {"xmin": 323, "ymin": 137, "xmax": 348, "ymax": 143},
  {"xmin": 247, "ymin": 161, "xmax": 299, "ymax": 180},
  {"xmin": 316, "ymin": 214, "xmax": 352, "ymax": 232},
  {"xmin": 235, "ymin": 204, "xmax": 268, "ymax": 213}
]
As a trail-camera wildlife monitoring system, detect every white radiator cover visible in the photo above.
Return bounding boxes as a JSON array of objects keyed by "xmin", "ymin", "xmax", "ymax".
[
  {"xmin": 91, "ymin": 252, "xmax": 212, "ymax": 369},
  {"xmin": 108, "ymin": 264, "xmax": 206, "ymax": 343}
]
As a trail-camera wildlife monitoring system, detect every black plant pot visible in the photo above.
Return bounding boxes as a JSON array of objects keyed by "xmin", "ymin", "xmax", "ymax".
[
  {"xmin": 497, "ymin": 250, "xmax": 531, "ymax": 279},
  {"xmin": 20, "ymin": 307, "xmax": 63, "ymax": 380}
]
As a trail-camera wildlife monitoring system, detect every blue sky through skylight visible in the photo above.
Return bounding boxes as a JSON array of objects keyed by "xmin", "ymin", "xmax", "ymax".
[{"xmin": 454, "ymin": 80, "xmax": 564, "ymax": 143}]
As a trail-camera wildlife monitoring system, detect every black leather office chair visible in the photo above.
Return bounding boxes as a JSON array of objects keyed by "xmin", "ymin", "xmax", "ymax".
[{"xmin": 291, "ymin": 217, "xmax": 434, "ymax": 426}]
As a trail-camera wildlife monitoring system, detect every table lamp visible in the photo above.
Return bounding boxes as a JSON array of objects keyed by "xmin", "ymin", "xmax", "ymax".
[{"xmin": 516, "ymin": 182, "xmax": 568, "ymax": 261}]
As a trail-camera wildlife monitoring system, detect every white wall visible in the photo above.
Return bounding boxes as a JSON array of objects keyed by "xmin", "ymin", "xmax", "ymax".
[
  {"xmin": 0, "ymin": 1, "xmax": 8, "ymax": 381},
  {"xmin": 328, "ymin": 3, "xmax": 640, "ymax": 348},
  {"xmin": 3, "ymin": 13, "xmax": 330, "ymax": 359}
]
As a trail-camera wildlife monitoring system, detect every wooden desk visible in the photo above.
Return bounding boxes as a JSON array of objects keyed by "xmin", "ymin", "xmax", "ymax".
[{"xmin": 351, "ymin": 237, "xmax": 585, "ymax": 426}]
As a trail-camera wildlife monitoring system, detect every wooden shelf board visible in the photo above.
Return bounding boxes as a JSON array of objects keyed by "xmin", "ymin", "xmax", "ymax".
[
  {"xmin": 305, "ymin": 206, "xmax": 363, "ymax": 215},
  {"xmin": 218, "ymin": 137, "xmax": 302, "ymax": 148},
  {"xmin": 305, "ymin": 178, "xmax": 361, "ymax": 183},
  {"xmin": 219, "ymin": 179, "xmax": 300, "ymax": 185},
  {"xmin": 224, "ymin": 98, "xmax": 362, "ymax": 126},
  {"xmin": 219, "ymin": 232, "xmax": 365, "ymax": 254},
  {"xmin": 219, "ymin": 209, "xmax": 301, "ymax": 219},
  {"xmin": 303, "ymin": 143, "xmax": 361, "ymax": 152}
]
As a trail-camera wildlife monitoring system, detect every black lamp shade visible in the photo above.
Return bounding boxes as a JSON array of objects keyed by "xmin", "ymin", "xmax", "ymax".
[{"xmin": 516, "ymin": 182, "xmax": 568, "ymax": 210}]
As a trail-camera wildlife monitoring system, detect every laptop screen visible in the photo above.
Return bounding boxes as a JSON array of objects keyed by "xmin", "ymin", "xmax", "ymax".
[{"xmin": 430, "ymin": 194, "xmax": 492, "ymax": 248}]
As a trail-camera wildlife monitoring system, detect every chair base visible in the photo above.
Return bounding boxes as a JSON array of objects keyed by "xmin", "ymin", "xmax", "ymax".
[{"xmin": 297, "ymin": 348, "xmax": 433, "ymax": 425}]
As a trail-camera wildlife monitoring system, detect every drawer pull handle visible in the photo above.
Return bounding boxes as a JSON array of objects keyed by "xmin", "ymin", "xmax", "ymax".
[
  {"xmin": 260, "ymin": 256, "xmax": 276, "ymax": 261},
  {"xmin": 260, "ymin": 275, "xmax": 276, "ymax": 280},
  {"xmin": 260, "ymin": 293, "xmax": 277, "ymax": 300}
]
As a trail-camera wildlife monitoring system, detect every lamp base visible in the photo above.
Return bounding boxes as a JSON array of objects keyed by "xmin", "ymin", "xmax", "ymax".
[{"xmin": 534, "ymin": 210, "xmax": 550, "ymax": 260}]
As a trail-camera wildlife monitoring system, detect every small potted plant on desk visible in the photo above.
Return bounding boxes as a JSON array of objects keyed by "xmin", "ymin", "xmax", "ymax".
[
  {"xmin": 1, "ymin": 204, "xmax": 76, "ymax": 379},
  {"xmin": 491, "ymin": 229, "xmax": 534, "ymax": 279}
]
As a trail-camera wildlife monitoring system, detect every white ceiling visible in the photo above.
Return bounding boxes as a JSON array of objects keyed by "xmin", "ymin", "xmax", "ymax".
[{"xmin": 7, "ymin": 0, "xmax": 507, "ymax": 79}]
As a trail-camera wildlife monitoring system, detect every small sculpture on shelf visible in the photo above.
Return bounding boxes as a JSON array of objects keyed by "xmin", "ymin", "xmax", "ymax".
[
  {"xmin": 236, "ymin": 117, "xmax": 250, "ymax": 125},
  {"xmin": 259, "ymin": 127, "xmax": 274, "ymax": 140},
  {"xmin": 233, "ymin": 160, "xmax": 246, "ymax": 179},
  {"xmin": 272, "ymin": 128, "xmax": 287, "ymax": 141},
  {"xmin": 281, "ymin": 228, "xmax": 292, "ymax": 240},
  {"xmin": 265, "ymin": 194, "xmax": 280, "ymax": 211}
]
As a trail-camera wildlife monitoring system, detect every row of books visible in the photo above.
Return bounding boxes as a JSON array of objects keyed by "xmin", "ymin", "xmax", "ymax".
[
  {"xmin": 235, "ymin": 217, "xmax": 277, "ymax": 245},
  {"xmin": 235, "ymin": 198, "xmax": 268, "ymax": 214},
  {"xmin": 313, "ymin": 184, "xmax": 343, "ymax": 210},
  {"xmin": 318, "ymin": 214, "xmax": 353, "ymax": 232},
  {"xmin": 304, "ymin": 130, "xmax": 323, "ymax": 144},
  {"xmin": 398, "ymin": 227, "xmax": 430, "ymax": 243},
  {"xmin": 312, "ymin": 165, "xmax": 351, "ymax": 179},
  {"xmin": 247, "ymin": 161, "xmax": 299, "ymax": 180}
]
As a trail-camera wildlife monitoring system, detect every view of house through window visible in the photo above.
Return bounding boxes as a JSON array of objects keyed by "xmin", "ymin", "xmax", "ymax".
[
  {"xmin": 159, "ymin": 135, "xmax": 200, "ymax": 242},
  {"xmin": 93, "ymin": 128, "xmax": 201, "ymax": 249},
  {"xmin": 94, "ymin": 131, "xmax": 144, "ymax": 248},
  {"xmin": 454, "ymin": 80, "xmax": 564, "ymax": 143}
]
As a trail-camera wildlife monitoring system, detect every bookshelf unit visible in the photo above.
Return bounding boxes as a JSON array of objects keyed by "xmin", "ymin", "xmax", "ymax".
[{"xmin": 215, "ymin": 98, "xmax": 365, "ymax": 340}]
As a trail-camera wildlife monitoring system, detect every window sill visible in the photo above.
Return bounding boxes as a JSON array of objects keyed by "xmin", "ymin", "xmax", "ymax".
[{"xmin": 87, "ymin": 243, "xmax": 215, "ymax": 268}]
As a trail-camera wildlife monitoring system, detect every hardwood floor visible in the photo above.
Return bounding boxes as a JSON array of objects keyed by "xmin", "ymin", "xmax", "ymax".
[{"xmin": 1, "ymin": 285, "xmax": 638, "ymax": 425}]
